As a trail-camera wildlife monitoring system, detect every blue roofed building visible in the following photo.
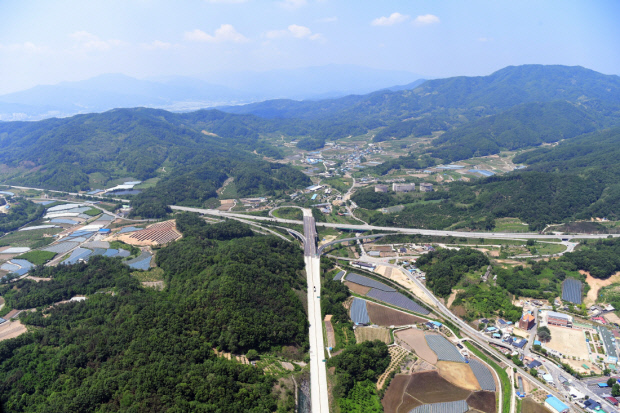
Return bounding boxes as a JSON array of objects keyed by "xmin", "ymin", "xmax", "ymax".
[{"xmin": 545, "ymin": 395, "xmax": 569, "ymax": 413}]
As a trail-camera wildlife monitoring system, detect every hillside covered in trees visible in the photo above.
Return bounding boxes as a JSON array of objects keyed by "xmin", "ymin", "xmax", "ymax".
[{"xmin": 0, "ymin": 216, "xmax": 308, "ymax": 411}]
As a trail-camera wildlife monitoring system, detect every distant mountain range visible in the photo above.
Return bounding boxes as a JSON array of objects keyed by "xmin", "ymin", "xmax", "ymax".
[
  {"xmin": 0, "ymin": 65, "xmax": 426, "ymax": 121},
  {"xmin": 220, "ymin": 64, "xmax": 620, "ymax": 121}
]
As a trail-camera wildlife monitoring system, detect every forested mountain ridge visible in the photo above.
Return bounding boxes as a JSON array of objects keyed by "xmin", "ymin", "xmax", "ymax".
[
  {"xmin": 0, "ymin": 107, "xmax": 312, "ymax": 198},
  {"xmin": 221, "ymin": 65, "xmax": 620, "ymax": 123},
  {"xmin": 428, "ymin": 101, "xmax": 598, "ymax": 162}
]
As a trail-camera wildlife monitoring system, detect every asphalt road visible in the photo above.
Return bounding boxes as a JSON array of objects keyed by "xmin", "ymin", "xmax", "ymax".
[
  {"xmin": 302, "ymin": 210, "xmax": 329, "ymax": 413},
  {"xmin": 169, "ymin": 205, "xmax": 620, "ymax": 240},
  {"xmin": 317, "ymin": 233, "xmax": 388, "ymax": 255}
]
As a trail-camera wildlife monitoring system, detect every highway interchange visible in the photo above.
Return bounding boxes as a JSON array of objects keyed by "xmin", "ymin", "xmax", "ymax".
[{"xmin": 170, "ymin": 204, "xmax": 619, "ymax": 413}]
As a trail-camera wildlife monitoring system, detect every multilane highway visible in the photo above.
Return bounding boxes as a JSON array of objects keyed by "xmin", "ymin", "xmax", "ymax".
[
  {"xmin": 169, "ymin": 205, "xmax": 620, "ymax": 240},
  {"xmin": 302, "ymin": 209, "xmax": 330, "ymax": 413}
]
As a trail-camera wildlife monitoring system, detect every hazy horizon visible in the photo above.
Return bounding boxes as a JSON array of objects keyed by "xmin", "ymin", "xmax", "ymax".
[{"xmin": 1, "ymin": 0, "xmax": 618, "ymax": 95}]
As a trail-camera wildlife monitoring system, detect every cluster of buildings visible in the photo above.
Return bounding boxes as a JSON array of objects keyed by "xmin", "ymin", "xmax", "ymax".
[
  {"xmin": 374, "ymin": 182, "xmax": 433, "ymax": 193},
  {"xmin": 545, "ymin": 311, "xmax": 574, "ymax": 328}
]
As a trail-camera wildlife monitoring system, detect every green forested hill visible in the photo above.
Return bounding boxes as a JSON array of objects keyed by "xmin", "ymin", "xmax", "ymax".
[
  {"xmin": 0, "ymin": 218, "xmax": 307, "ymax": 411},
  {"xmin": 0, "ymin": 108, "xmax": 312, "ymax": 206},
  {"xmin": 359, "ymin": 171, "xmax": 609, "ymax": 231},
  {"xmin": 513, "ymin": 127, "xmax": 620, "ymax": 219},
  {"xmin": 221, "ymin": 65, "xmax": 620, "ymax": 123},
  {"xmin": 356, "ymin": 128, "xmax": 620, "ymax": 230},
  {"xmin": 428, "ymin": 101, "xmax": 597, "ymax": 162}
]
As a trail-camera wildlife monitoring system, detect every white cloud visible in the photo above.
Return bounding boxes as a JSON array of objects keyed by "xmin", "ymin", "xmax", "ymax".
[
  {"xmin": 69, "ymin": 31, "xmax": 124, "ymax": 51},
  {"xmin": 288, "ymin": 24, "xmax": 312, "ymax": 38},
  {"xmin": 478, "ymin": 37, "xmax": 493, "ymax": 42},
  {"xmin": 143, "ymin": 40, "xmax": 174, "ymax": 50},
  {"xmin": 184, "ymin": 24, "xmax": 248, "ymax": 43},
  {"xmin": 317, "ymin": 16, "xmax": 337, "ymax": 23},
  {"xmin": 413, "ymin": 14, "xmax": 440, "ymax": 26},
  {"xmin": 371, "ymin": 12, "xmax": 409, "ymax": 26},
  {"xmin": 279, "ymin": 0, "xmax": 306, "ymax": 10},
  {"xmin": 0, "ymin": 42, "xmax": 43, "ymax": 53},
  {"xmin": 265, "ymin": 24, "xmax": 322, "ymax": 40},
  {"xmin": 205, "ymin": 0, "xmax": 248, "ymax": 3}
]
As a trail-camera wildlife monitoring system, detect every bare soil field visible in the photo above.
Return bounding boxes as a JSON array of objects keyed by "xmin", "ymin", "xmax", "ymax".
[
  {"xmin": 582, "ymin": 270, "xmax": 620, "ymax": 305},
  {"xmin": 395, "ymin": 328, "xmax": 437, "ymax": 364},
  {"xmin": 0, "ymin": 320, "xmax": 27, "ymax": 342},
  {"xmin": 522, "ymin": 397, "xmax": 551, "ymax": 413},
  {"xmin": 355, "ymin": 326, "xmax": 391, "ymax": 343},
  {"xmin": 382, "ymin": 375, "xmax": 411, "ymax": 413},
  {"xmin": 406, "ymin": 371, "xmax": 472, "ymax": 403},
  {"xmin": 546, "ymin": 326, "xmax": 589, "ymax": 359},
  {"xmin": 344, "ymin": 281, "xmax": 371, "ymax": 295},
  {"xmin": 398, "ymin": 394, "xmax": 422, "ymax": 413},
  {"xmin": 436, "ymin": 361, "xmax": 481, "ymax": 391},
  {"xmin": 447, "ymin": 289, "xmax": 462, "ymax": 308},
  {"xmin": 324, "ymin": 315, "xmax": 335, "ymax": 348},
  {"xmin": 466, "ymin": 391, "xmax": 496, "ymax": 413},
  {"xmin": 367, "ymin": 301, "xmax": 425, "ymax": 326}
]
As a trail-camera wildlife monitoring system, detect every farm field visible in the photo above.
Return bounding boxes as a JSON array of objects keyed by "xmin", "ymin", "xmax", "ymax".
[
  {"xmin": 344, "ymin": 281, "xmax": 371, "ymax": 295},
  {"xmin": 545, "ymin": 326, "xmax": 589, "ymax": 360},
  {"xmin": 0, "ymin": 227, "xmax": 62, "ymax": 248},
  {"xmin": 354, "ymin": 326, "xmax": 391, "ymax": 343},
  {"xmin": 377, "ymin": 346, "xmax": 410, "ymax": 390},
  {"xmin": 367, "ymin": 301, "xmax": 426, "ymax": 326},
  {"xmin": 436, "ymin": 361, "xmax": 480, "ymax": 391},
  {"xmin": 406, "ymin": 371, "xmax": 472, "ymax": 403},
  {"xmin": 466, "ymin": 391, "xmax": 496, "ymax": 413},
  {"xmin": 521, "ymin": 397, "xmax": 550, "ymax": 413},
  {"xmin": 395, "ymin": 328, "xmax": 437, "ymax": 364},
  {"xmin": 382, "ymin": 375, "xmax": 422, "ymax": 413}
]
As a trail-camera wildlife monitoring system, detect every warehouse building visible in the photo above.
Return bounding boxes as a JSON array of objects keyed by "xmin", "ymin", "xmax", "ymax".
[
  {"xmin": 375, "ymin": 184, "xmax": 388, "ymax": 193},
  {"xmin": 393, "ymin": 183, "xmax": 415, "ymax": 192},
  {"xmin": 419, "ymin": 183, "xmax": 434, "ymax": 192},
  {"xmin": 544, "ymin": 396, "xmax": 569, "ymax": 413},
  {"xmin": 546, "ymin": 311, "xmax": 573, "ymax": 328}
]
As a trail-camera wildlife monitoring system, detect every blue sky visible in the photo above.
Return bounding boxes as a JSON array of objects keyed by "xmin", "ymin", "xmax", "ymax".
[{"xmin": 0, "ymin": 0, "xmax": 618, "ymax": 94}]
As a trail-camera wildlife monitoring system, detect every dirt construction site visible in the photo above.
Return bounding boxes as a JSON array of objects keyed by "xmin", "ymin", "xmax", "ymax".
[{"xmin": 374, "ymin": 265, "xmax": 436, "ymax": 308}]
